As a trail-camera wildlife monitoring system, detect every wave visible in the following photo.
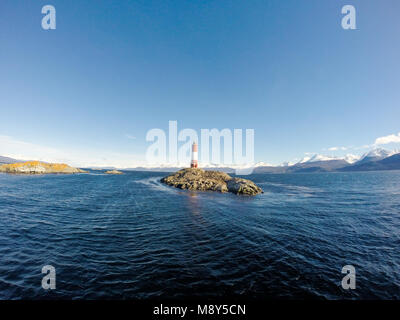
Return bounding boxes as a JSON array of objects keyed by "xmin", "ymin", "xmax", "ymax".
[{"xmin": 133, "ymin": 176, "xmax": 176, "ymax": 194}]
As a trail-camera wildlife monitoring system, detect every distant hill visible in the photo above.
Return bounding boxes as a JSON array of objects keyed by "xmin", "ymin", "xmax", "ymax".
[
  {"xmin": 0, "ymin": 161, "xmax": 86, "ymax": 174},
  {"xmin": 339, "ymin": 153, "xmax": 400, "ymax": 172},
  {"xmin": 0, "ymin": 156, "xmax": 19, "ymax": 164},
  {"xmin": 356, "ymin": 148, "xmax": 393, "ymax": 165},
  {"xmin": 125, "ymin": 166, "xmax": 238, "ymax": 173},
  {"xmin": 3, "ymin": 148, "xmax": 400, "ymax": 174},
  {"xmin": 286, "ymin": 159, "xmax": 349, "ymax": 173},
  {"xmin": 253, "ymin": 166, "xmax": 288, "ymax": 174},
  {"xmin": 125, "ymin": 167, "xmax": 183, "ymax": 172},
  {"xmin": 254, "ymin": 149, "xmax": 400, "ymax": 174},
  {"xmin": 254, "ymin": 160, "xmax": 349, "ymax": 174}
]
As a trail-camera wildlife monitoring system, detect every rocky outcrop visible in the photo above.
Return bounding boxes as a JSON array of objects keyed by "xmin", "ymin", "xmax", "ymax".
[
  {"xmin": 226, "ymin": 178, "xmax": 264, "ymax": 195},
  {"xmin": 105, "ymin": 170, "xmax": 123, "ymax": 174},
  {"xmin": 0, "ymin": 161, "xmax": 87, "ymax": 174},
  {"xmin": 161, "ymin": 168, "xmax": 263, "ymax": 195}
]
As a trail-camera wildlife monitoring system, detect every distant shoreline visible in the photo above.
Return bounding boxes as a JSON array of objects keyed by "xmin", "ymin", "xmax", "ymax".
[{"xmin": 1, "ymin": 148, "xmax": 400, "ymax": 174}]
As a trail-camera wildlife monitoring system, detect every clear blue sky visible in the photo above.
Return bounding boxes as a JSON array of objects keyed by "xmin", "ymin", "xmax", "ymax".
[{"xmin": 0, "ymin": 0, "xmax": 399, "ymax": 166}]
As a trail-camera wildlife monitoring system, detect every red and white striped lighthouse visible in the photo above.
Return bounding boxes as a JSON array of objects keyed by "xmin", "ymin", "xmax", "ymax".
[{"xmin": 191, "ymin": 142, "xmax": 198, "ymax": 168}]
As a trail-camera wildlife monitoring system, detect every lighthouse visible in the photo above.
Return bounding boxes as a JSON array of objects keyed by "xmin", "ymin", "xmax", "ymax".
[{"xmin": 191, "ymin": 142, "xmax": 198, "ymax": 168}]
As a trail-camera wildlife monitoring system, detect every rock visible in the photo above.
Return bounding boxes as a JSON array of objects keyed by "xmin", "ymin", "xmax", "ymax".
[
  {"xmin": 227, "ymin": 178, "xmax": 263, "ymax": 195},
  {"xmin": 105, "ymin": 170, "xmax": 123, "ymax": 174},
  {"xmin": 0, "ymin": 161, "xmax": 87, "ymax": 174},
  {"xmin": 160, "ymin": 168, "xmax": 263, "ymax": 196}
]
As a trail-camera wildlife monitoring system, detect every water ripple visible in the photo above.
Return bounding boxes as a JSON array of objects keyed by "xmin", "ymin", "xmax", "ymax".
[{"xmin": 0, "ymin": 171, "xmax": 399, "ymax": 299}]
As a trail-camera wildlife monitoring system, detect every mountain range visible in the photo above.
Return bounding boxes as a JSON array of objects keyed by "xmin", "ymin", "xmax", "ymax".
[
  {"xmin": 1, "ymin": 148, "xmax": 400, "ymax": 173},
  {"xmin": 254, "ymin": 148, "xmax": 400, "ymax": 173}
]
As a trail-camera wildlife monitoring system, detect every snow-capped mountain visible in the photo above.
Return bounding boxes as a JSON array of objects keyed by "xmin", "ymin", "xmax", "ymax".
[
  {"xmin": 296, "ymin": 154, "xmax": 360, "ymax": 165},
  {"xmin": 340, "ymin": 151, "xmax": 400, "ymax": 172},
  {"xmin": 357, "ymin": 148, "xmax": 394, "ymax": 164},
  {"xmin": 279, "ymin": 161, "xmax": 297, "ymax": 167},
  {"xmin": 307, "ymin": 154, "xmax": 338, "ymax": 163},
  {"xmin": 297, "ymin": 155, "xmax": 328, "ymax": 163},
  {"xmin": 342, "ymin": 154, "xmax": 361, "ymax": 164},
  {"xmin": 254, "ymin": 161, "xmax": 274, "ymax": 167}
]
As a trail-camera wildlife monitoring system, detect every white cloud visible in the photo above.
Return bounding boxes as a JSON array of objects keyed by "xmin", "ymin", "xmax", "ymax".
[
  {"xmin": 0, "ymin": 135, "xmax": 145, "ymax": 168},
  {"xmin": 125, "ymin": 134, "xmax": 136, "ymax": 140},
  {"xmin": 374, "ymin": 132, "xmax": 400, "ymax": 145},
  {"xmin": 327, "ymin": 146, "xmax": 347, "ymax": 151},
  {"xmin": 354, "ymin": 144, "xmax": 371, "ymax": 150}
]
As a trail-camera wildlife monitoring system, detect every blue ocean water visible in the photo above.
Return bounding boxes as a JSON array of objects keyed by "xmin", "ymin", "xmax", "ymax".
[{"xmin": 0, "ymin": 170, "xmax": 399, "ymax": 299}]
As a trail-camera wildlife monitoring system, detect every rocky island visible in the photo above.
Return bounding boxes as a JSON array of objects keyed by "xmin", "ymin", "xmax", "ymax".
[
  {"xmin": 0, "ymin": 161, "xmax": 87, "ymax": 174},
  {"xmin": 161, "ymin": 168, "xmax": 263, "ymax": 195},
  {"xmin": 105, "ymin": 170, "xmax": 123, "ymax": 174}
]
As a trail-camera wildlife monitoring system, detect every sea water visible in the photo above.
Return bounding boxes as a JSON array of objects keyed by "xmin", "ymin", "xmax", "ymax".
[{"xmin": 0, "ymin": 171, "xmax": 399, "ymax": 299}]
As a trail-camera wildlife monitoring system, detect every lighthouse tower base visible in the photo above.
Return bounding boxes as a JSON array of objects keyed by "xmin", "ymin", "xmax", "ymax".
[{"xmin": 191, "ymin": 161, "xmax": 198, "ymax": 168}]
